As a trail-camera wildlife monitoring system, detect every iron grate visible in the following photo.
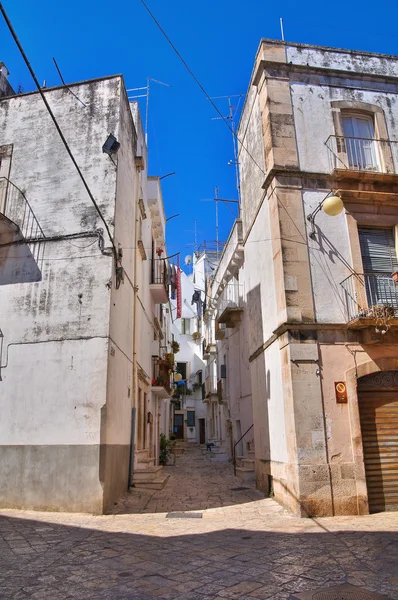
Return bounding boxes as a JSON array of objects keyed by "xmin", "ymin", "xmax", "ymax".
[
  {"xmin": 230, "ymin": 487, "xmax": 249, "ymax": 491},
  {"xmin": 166, "ymin": 512, "xmax": 203, "ymax": 519}
]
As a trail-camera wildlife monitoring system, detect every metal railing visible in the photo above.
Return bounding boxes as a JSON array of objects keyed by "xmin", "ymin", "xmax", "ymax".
[
  {"xmin": 152, "ymin": 355, "xmax": 171, "ymax": 393},
  {"xmin": 205, "ymin": 374, "xmax": 217, "ymax": 397},
  {"xmin": 217, "ymin": 282, "xmax": 244, "ymax": 316},
  {"xmin": 341, "ymin": 272, "xmax": 398, "ymax": 322},
  {"xmin": 325, "ymin": 135, "xmax": 396, "ymax": 173},
  {"xmin": 151, "ymin": 258, "xmax": 167, "ymax": 286},
  {"xmin": 233, "ymin": 424, "xmax": 254, "ymax": 476},
  {"xmin": 0, "ymin": 177, "xmax": 45, "ymax": 240}
]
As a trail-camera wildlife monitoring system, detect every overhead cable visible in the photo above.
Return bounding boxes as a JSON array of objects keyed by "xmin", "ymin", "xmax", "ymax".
[{"xmin": 0, "ymin": 3, "xmax": 118, "ymax": 267}]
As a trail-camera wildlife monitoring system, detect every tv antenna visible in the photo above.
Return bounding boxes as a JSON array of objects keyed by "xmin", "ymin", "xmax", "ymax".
[
  {"xmin": 127, "ymin": 77, "xmax": 171, "ymax": 145},
  {"xmin": 208, "ymin": 94, "xmax": 244, "ymax": 210}
]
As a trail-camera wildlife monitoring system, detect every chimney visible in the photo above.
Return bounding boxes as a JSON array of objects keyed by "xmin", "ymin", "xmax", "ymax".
[
  {"xmin": 0, "ymin": 62, "xmax": 15, "ymax": 98},
  {"xmin": 0, "ymin": 63, "xmax": 9, "ymax": 78}
]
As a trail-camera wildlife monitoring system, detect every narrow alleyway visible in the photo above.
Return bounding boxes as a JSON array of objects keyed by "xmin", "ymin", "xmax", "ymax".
[
  {"xmin": 111, "ymin": 443, "xmax": 280, "ymax": 515},
  {"xmin": 1, "ymin": 445, "xmax": 398, "ymax": 599}
]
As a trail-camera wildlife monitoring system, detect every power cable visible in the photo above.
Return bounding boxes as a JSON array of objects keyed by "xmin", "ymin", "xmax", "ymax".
[
  {"xmin": 0, "ymin": 3, "xmax": 118, "ymax": 269},
  {"xmin": 139, "ymin": 0, "xmax": 266, "ymax": 178}
]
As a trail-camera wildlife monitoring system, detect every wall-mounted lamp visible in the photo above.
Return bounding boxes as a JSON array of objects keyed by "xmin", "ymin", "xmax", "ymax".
[
  {"xmin": 307, "ymin": 191, "xmax": 344, "ymax": 240},
  {"xmin": 102, "ymin": 133, "xmax": 120, "ymax": 156}
]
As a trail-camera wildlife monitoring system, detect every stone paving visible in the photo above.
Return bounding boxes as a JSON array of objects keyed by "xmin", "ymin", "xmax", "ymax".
[{"xmin": 0, "ymin": 444, "xmax": 398, "ymax": 600}]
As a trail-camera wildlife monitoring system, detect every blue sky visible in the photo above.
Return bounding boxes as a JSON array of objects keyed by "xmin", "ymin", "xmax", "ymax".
[{"xmin": 2, "ymin": 0, "xmax": 398, "ymax": 267}]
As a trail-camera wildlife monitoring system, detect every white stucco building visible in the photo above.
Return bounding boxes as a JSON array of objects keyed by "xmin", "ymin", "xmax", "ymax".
[
  {"xmin": 0, "ymin": 66, "xmax": 171, "ymax": 511},
  {"xmin": 170, "ymin": 265, "xmax": 207, "ymax": 445},
  {"xmin": 208, "ymin": 219, "xmax": 254, "ymax": 476}
]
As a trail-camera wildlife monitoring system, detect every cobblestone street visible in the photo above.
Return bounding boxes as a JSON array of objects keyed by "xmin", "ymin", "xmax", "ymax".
[{"xmin": 1, "ymin": 445, "xmax": 398, "ymax": 600}]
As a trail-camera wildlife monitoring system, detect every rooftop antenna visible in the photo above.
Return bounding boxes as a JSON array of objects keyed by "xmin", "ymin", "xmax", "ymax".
[
  {"xmin": 280, "ymin": 17, "xmax": 285, "ymax": 41},
  {"xmin": 127, "ymin": 77, "xmax": 171, "ymax": 145},
  {"xmin": 209, "ymin": 94, "xmax": 244, "ymax": 212},
  {"xmin": 215, "ymin": 186, "xmax": 219, "ymax": 260}
]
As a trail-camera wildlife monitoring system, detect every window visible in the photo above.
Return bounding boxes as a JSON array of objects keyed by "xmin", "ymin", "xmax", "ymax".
[
  {"xmin": 342, "ymin": 114, "xmax": 380, "ymax": 171},
  {"xmin": 181, "ymin": 318, "xmax": 191, "ymax": 335},
  {"xmin": 359, "ymin": 227, "xmax": 398, "ymax": 310},
  {"xmin": 176, "ymin": 362, "xmax": 187, "ymax": 379},
  {"xmin": 187, "ymin": 411, "xmax": 195, "ymax": 427}
]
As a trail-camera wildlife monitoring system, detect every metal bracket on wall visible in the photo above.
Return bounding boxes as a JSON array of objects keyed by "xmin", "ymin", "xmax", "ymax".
[{"xmin": 0, "ymin": 329, "xmax": 3, "ymax": 382}]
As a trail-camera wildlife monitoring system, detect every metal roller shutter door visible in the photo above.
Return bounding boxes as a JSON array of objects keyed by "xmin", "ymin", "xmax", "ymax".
[{"xmin": 359, "ymin": 390, "xmax": 398, "ymax": 513}]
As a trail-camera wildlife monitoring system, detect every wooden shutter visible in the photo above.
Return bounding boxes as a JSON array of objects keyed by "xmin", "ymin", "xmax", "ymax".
[
  {"xmin": 359, "ymin": 227, "xmax": 398, "ymax": 274},
  {"xmin": 359, "ymin": 390, "xmax": 398, "ymax": 512}
]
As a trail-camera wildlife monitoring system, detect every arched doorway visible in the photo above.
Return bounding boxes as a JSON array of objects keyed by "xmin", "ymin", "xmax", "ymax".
[{"xmin": 358, "ymin": 371, "xmax": 398, "ymax": 513}]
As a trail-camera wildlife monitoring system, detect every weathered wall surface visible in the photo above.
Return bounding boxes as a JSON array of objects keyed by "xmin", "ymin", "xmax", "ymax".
[
  {"xmin": 102, "ymin": 85, "xmax": 139, "ymax": 511},
  {"xmin": 303, "ymin": 190, "xmax": 352, "ymax": 323},
  {"xmin": 238, "ymin": 85, "xmax": 266, "ymax": 237},
  {"xmin": 286, "ymin": 44, "xmax": 398, "ymax": 77},
  {"xmin": 0, "ymin": 78, "xmax": 123, "ymax": 512},
  {"xmin": 239, "ymin": 39, "xmax": 398, "ymax": 516},
  {"xmin": 0, "ymin": 68, "xmax": 14, "ymax": 98},
  {"xmin": 291, "ymin": 84, "xmax": 398, "ymax": 175}
]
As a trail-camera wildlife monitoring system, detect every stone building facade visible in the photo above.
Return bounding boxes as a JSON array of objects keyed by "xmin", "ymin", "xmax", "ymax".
[{"xmin": 239, "ymin": 40, "xmax": 398, "ymax": 516}]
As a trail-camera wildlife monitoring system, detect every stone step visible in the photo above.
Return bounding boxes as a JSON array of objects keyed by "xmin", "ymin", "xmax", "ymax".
[
  {"xmin": 242, "ymin": 458, "xmax": 255, "ymax": 470},
  {"xmin": 236, "ymin": 466, "xmax": 256, "ymax": 483},
  {"xmin": 132, "ymin": 474, "xmax": 170, "ymax": 491},
  {"xmin": 133, "ymin": 466, "xmax": 163, "ymax": 482},
  {"xmin": 137, "ymin": 457, "xmax": 155, "ymax": 467},
  {"xmin": 208, "ymin": 452, "xmax": 230, "ymax": 462}
]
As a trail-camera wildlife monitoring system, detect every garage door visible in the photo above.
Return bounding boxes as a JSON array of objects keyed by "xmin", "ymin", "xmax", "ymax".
[{"xmin": 359, "ymin": 390, "xmax": 398, "ymax": 513}]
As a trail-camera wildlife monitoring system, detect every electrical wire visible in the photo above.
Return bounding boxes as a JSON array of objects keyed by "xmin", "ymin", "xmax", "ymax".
[
  {"xmin": 139, "ymin": 0, "xmax": 266, "ymax": 178},
  {"xmin": 0, "ymin": 3, "xmax": 118, "ymax": 267}
]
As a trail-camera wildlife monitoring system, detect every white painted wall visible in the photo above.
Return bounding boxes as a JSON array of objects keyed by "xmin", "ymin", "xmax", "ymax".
[{"xmin": 0, "ymin": 76, "xmax": 139, "ymax": 512}]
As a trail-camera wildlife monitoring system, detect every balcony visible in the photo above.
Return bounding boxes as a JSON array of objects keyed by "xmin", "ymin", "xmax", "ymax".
[
  {"xmin": 325, "ymin": 135, "xmax": 398, "ymax": 182},
  {"xmin": 211, "ymin": 219, "xmax": 244, "ymax": 300},
  {"xmin": 0, "ymin": 177, "xmax": 45, "ymax": 247},
  {"xmin": 151, "ymin": 356, "xmax": 172, "ymax": 399},
  {"xmin": 150, "ymin": 258, "xmax": 168, "ymax": 304},
  {"xmin": 205, "ymin": 374, "xmax": 217, "ymax": 399},
  {"xmin": 216, "ymin": 283, "xmax": 244, "ymax": 328},
  {"xmin": 340, "ymin": 273, "xmax": 398, "ymax": 330}
]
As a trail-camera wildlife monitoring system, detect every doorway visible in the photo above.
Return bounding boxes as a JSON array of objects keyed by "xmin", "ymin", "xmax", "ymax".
[
  {"xmin": 358, "ymin": 372, "xmax": 398, "ymax": 512},
  {"xmin": 199, "ymin": 418, "xmax": 205, "ymax": 444},
  {"xmin": 174, "ymin": 413, "xmax": 184, "ymax": 439}
]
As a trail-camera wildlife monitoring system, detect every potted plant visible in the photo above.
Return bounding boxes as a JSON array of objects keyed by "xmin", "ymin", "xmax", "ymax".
[
  {"xmin": 392, "ymin": 271, "xmax": 398, "ymax": 283},
  {"xmin": 165, "ymin": 352, "xmax": 175, "ymax": 367},
  {"xmin": 171, "ymin": 340, "xmax": 180, "ymax": 354},
  {"xmin": 192, "ymin": 331, "xmax": 201, "ymax": 342}
]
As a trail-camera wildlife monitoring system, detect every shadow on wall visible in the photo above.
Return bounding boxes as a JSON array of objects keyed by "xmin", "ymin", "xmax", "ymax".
[
  {"xmin": 246, "ymin": 283, "xmax": 272, "ymax": 495},
  {"xmin": 0, "ymin": 239, "xmax": 43, "ymax": 285},
  {"xmin": 310, "ymin": 225, "xmax": 356, "ymax": 319},
  {"xmin": 0, "ymin": 513, "xmax": 397, "ymax": 598}
]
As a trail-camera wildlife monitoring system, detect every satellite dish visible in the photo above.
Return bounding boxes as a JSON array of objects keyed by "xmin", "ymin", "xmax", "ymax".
[{"xmin": 184, "ymin": 255, "xmax": 192, "ymax": 265}]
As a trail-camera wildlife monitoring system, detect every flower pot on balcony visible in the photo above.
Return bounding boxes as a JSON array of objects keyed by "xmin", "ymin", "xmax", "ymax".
[
  {"xmin": 192, "ymin": 332, "xmax": 201, "ymax": 342},
  {"xmin": 392, "ymin": 271, "xmax": 398, "ymax": 283}
]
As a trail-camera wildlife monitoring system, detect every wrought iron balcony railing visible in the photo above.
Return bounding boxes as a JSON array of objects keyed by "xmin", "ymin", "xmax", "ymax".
[
  {"xmin": 325, "ymin": 135, "xmax": 396, "ymax": 174},
  {"xmin": 152, "ymin": 355, "xmax": 171, "ymax": 394},
  {"xmin": 151, "ymin": 258, "xmax": 167, "ymax": 286},
  {"xmin": 0, "ymin": 176, "xmax": 45, "ymax": 240},
  {"xmin": 340, "ymin": 273, "xmax": 398, "ymax": 324}
]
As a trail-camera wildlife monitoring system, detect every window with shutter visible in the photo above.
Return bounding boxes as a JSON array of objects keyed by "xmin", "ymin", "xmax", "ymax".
[{"xmin": 359, "ymin": 227, "xmax": 398, "ymax": 309}]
